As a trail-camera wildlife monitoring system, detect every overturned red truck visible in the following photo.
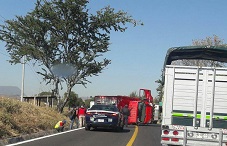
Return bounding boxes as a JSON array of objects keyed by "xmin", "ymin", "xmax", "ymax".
[{"xmin": 93, "ymin": 89, "xmax": 156, "ymax": 125}]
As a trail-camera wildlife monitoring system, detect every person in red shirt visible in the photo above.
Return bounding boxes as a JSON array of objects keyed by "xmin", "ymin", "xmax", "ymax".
[{"xmin": 78, "ymin": 105, "xmax": 86, "ymax": 127}]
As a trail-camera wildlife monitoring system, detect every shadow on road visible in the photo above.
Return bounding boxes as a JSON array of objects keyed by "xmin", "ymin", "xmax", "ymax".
[
  {"xmin": 137, "ymin": 123, "xmax": 161, "ymax": 127},
  {"xmin": 88, "ymin": 127, "xmax": 131, "ymax": 133}
]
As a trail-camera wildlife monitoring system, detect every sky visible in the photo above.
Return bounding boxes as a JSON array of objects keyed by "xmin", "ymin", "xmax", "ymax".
[{"xmin": 1, "ymin": 0, "xmax": 227, "ymax": 99}]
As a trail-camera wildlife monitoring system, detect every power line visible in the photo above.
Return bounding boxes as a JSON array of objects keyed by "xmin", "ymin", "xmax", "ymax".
[
  {"xmin": 0, "ymin": 14, "xmax": 6, "ymax": 20},
  {"xmin": 0, "ymin": 14, "xmax": 6, "ymax": 23},
  {"xmin": 0, "ymin": 49, "xmax": 53, "ymax": 94},
  {"xmin": 27, "ymin": 61, "xmax": 53, "ymax": 93},
  {"xmin": 0, "ymin": 14, "xmax": 53, "ymax": 94}
]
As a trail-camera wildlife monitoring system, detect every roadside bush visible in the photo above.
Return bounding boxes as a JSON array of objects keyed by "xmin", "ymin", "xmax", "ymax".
[{"xmin": 0, "ymin": 98, "xmax": 22, "ymax": 114}]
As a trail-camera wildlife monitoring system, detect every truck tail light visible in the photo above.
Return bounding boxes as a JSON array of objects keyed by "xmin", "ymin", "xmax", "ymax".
[
  {"xmin": 163, "ymin": 130, "xmax": 169, "ymax": 135},
  {"xmin": 171, "ymin": 138, "xmax": 179, "ymax": 142},
  {"xmin": 173, "ymin": 130, "xmax": 179, "ymax": 135},
  {"xmin": 162, "ymin": 137, "xmax": 169, "ymax": 141}
]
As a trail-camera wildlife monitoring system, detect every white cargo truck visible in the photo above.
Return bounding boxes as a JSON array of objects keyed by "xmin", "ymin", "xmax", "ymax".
[{"xmin": 161, "ymin": 46, "xmax": 227, "ymax": 146}]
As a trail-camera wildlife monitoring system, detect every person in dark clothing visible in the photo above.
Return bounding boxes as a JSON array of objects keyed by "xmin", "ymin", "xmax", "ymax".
[
  {"xmin": 121, "ymin": 104, "xmax": 130, "ymax": 127},
  {"xmin": 68, "ymin": 106, "xmax": 79, "ymax": 129},
  {"xmin": 138, "ymin": 102, "xmax": 144, "ymax": 122}
]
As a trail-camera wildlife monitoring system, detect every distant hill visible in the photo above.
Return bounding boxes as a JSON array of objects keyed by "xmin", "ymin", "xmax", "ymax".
[{"xmin": 0, "ymin": 86, "xmax": 21, "ymax": 97}]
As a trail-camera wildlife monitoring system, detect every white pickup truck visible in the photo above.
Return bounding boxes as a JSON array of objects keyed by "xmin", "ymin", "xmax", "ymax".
[{"xmin": 161, "ymin": 46, "xmax": 227, "ymax": 146}]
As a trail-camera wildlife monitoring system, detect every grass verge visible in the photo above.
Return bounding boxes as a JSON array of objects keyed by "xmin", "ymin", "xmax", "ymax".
[{"xmin": 0, "ymin": 97, "xmax": 69, "ymax": 139}]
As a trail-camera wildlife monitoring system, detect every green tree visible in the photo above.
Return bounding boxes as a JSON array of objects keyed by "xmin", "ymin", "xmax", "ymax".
[
  {"xmin": 38, "ymin": 91, "xmax": 55, "ymax": 103},
  {"xmin": 129, "ymin": 91, "xmax": 138, "ymax": 97},
  {"xmin": 76, "ymin": 98, "xmax": 84, "ymax": 107},
  {"xmin": 0, "ymin": 0, "xmax": 142, "ymax": 113},
  {"xmin": 155, "ymin": 78, "xmax": 163, "ymax": 103},
  {"xmin": 84, "ymin": 96, "xmax": 94, "ymax": 108},
  {"xmin": 63, "ymin": 91, "xmax": 78, "ymax": 107},
  {"xmin": 38, "ymin": 91, "xmax": 52, "ymax": 96},
  {"xmin": 153, "ymin": 97, "xmax": 159, "ymax": 104},
  {"xmin": 36, "ymin": 91, "xmax": 60, "ymax": 106}
]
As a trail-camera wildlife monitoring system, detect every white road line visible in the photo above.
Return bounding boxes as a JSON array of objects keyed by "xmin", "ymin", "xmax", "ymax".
[{"xmin": 6, "ymin": 127, "xmax": 85, "ymax": 146}]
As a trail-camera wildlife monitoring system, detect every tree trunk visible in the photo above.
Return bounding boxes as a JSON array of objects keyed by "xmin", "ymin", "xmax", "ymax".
[
  {"xmin": 58, "ymin": 97, "xmax": 68, "ymax": 113},
  {"xmin": 58, "ymin": 86, "xmax": 72, "ymax": 113}
]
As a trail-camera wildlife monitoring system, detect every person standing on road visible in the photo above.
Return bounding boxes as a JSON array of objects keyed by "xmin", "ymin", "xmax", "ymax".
[
  {"xmin": 121, "ymin": 104, "xmax": 130, "ymax": 127},
  {"xmin": 78, "ymin": 105, "xmax": 86, "ymax": 127},
  {"xmin": 68, "ymin": 106, "xmax": 79, "ymax": 129},
  {"xmin": 54, "ymin": 119, "xmax": 66, "ymax": 132}
]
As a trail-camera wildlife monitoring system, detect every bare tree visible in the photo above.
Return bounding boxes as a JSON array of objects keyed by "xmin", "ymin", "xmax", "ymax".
[{"xmin": 173, "ymin": 35, "xmax": 226, "ymax": 67}]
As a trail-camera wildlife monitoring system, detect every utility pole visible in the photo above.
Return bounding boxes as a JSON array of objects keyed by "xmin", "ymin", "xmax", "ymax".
[{"xmin": 21, "ymin": 56, "xmax": 25, "ymax": 102}]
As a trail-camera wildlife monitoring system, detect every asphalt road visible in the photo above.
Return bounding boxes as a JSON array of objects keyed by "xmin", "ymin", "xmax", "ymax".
[
  {"xmin": 134, "ymin": 124, "xmax": 161, "ymax": 146},
  {"xmin": 8, "ymin": 124, "xmax": 161, "ymax": 146}
]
